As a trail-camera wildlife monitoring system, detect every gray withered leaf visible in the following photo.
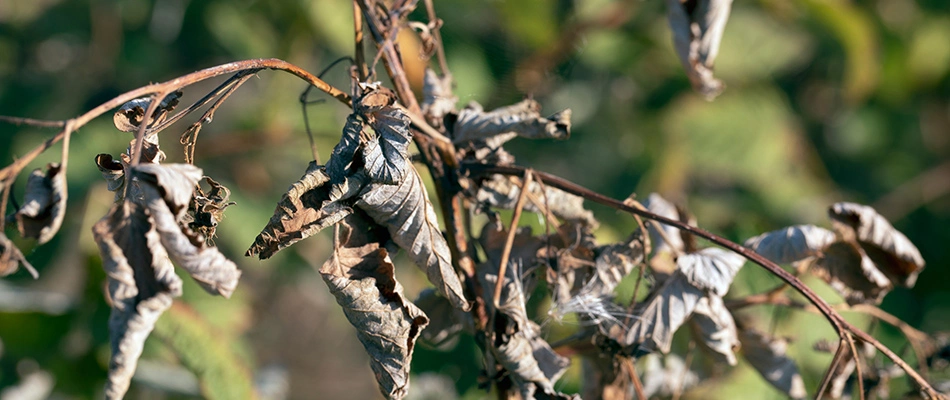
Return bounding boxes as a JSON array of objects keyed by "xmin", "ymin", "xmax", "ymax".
[
  {"xmin": 357, "ymin": 165, "xmax": 470, "ymax": 310},
  {"xmin": 133, "ymin": 164, "xmax": 241, "ymax": 297},
  {"xmin": 666, "ymin": 0, "xmax": 732, "ymax": 100},
  {"xmin": 624, "ymin": 272, "xmax": 706, "ymax": 355},
  {"xmin": 96, "ymin": 154, "xmax": 126, "ymax": 196},
  {"xmin": 828, "ymin": 202, "xmax": 925, "ymax": 287},
  {"xmin": 677, "ymin": 247, "xmax": 745, "ymax": 297},
  {"xmin": 739, "ymin": 327, "xmax": 807, "ymax": 399},
  {"xmin": 93, "ymin": 201, "xmax": 182, "ymax": 400},
  {"xmin": 640, "ymin": 353, "xmax": 700, "ymax": 398},
  {"xmin": 186, "ymin": 176, "xmax": 236, "ymax": 242},
  {"xmin": 421, "ymin": 69, "xmax": 458, "ymax": 128},
  {"xmin": 476, "ymin": 174, "xmax": 598, "ymax": 228},
  {"xmin": 641, "ymin": 193, "xmax": 685, "ymax": 255},
  {"xmin": 588, "ymin": 230, "xmax": 646, "ymax": 296},
  {"xmin": 326, "ymin": 115, "xmax": 363, "ymax": 183},
  {"xmin": 319, "ymin": 212, "xmax": 428, "ymax": 400},
  {"xmin": 414, "ymin": 289, "xmax": 467, "ymax": 349},
  {"xmin": 0, "ymin": 232, "xmax": 38, "ymax": 278},
  {"xmin": 246, "ymin": 162, "xmax": 354, "ymax": 259},
  {"xmin": 15, "ymin": 163, "xmax": 67, "ymax": 244},
  {"xmin": 113, "ymin": 91, "xmax": 182, "ymax": 132},
  {"xmin": 362, "ymin": 106, "xmax": 412, "ymax": 185},
  {"xmin": 812, "ymin": 241, "xmax": 891, "ymax": 305},
  {"xmin": 688, "ymin": 295, "xmax": 739, "ymax": 366},
  {"xmin": 744, "ymin": 225, "xmax": 837, "ymax": 265},
  {"xmin": 451, "ymin": 99, "xmax": 571, "ymax": 147}
]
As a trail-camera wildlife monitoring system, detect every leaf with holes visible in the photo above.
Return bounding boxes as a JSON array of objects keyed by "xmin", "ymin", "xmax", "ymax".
[
  {"xmin": 320, "ymin": 212, "xmax": 428, "ymax": 400},
  {"xmin": 15, "ymin": 163, "xmax": 67, "ymax": 244}
]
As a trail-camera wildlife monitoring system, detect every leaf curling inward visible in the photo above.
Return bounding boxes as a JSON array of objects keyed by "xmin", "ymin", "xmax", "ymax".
[
  {"xmin": 113, "ymin": 91, "xmax": 183, "ymax": 132},
  {"xmin": 641, "ymin": 193, "xmax": 684, "ymax": 255},
  {"xmin": 476, "ymin": 174, "xmax": 598, "ymax": 228},
  {"xmin": 828, "ymin": 202, "xmax": 925, "ymax": 287},
  {"xmin": 812, "ymin": 241, "xmax": 891, "ymax": 305},
  {"xmin": 676, "ymin": 247, "xmax": 745, "ymax": 297},
  {"xmin": 362, "ymin": 106, "xmax": 413, "ymax": 185},
  {"xmin": 246, "ymin": 162, "xmax": 354, "ymax": 259},
  {"xmin": 357, "ymin": 165, "xmax": 470, "ymax": 310},
  {"xmin": 93, "ymin": 201, "xmax": 182, "ymax": 400},
  {"xmin": 738, "ymin": 327, "xmax": 807, "ymax": 399},
  {"xmin": 415, "ymin": 289, "xmax": 467, "ymax": 349},
  {"xmin": 688, "ymin": 295, "xmax": 739, "ymax": 366},
  {"xmin": 450, "ymin": 99, "xmax": 571, "ymax": 147},
  {"xmin": 0, "ymin": 231, "xmax": 37, "ymax": 278},
  {"xmin": 319, "ymin": 213, "xmax": 428, "ymax": 400},
  {"xmin": 744, "ymin": 224, "xmax": 837, "ymax": 265},
  {"xmin": 666, "ymin": 0, "xmax": 733, "ymax": 100},
  {"xmin": 623, "ymin": 272, "xmax": 706, "ymax": 355},
  {"xmin": 421, "ymin": 69, "xmax": 458, "ymax": 129},
  {"xmin": 15, "ymin": 163, "xmax": 67, "ymax": 245},
  {"xmin": 326, "ymin": 115, "xmax": 363, "ymax": 184},
  {"xmin": 96, "ymin": 153, "xmax": 126, "ymax": 195},
  {"xmin": 134, "ymin": 164, "xmax": 241, "ymax": 298}
]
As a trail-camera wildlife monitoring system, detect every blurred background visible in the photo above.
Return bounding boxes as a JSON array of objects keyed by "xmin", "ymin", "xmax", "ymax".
[{"xmin": 0, "ymin": 0, "xmax": 948, "ymax": 398}]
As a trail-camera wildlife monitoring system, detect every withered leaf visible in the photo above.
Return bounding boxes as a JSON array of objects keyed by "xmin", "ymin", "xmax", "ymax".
[
  {"xmin": 640, "ymin": 353, "xmax": 699, "ymax": 398},
  {"xmin": 739, "ymin": 328, "xmax": 807, "ymax": 399},
  {"xmin": 186, "ymin": 176, "xmax": 236, "ymax": 242},
  {"xmin": 666, "ymin": 0, "xmax": 732, "ymax": 100},
  {"xmin": 134, "ymin": 164, "xmax": 241, "ymax": 297},
  {"xmin": 357, "ymin": 166, "xmax": 469, "ymax": 310},
  {"xmin": 451, "ymin": 99, "xmax": 571, "ymax": 147},
  {"xmin": 96, "ymin": 154, "xmax": 126, "ymax": 196},
  {"xmin": 247, "ymin": 162, "xmax": 354, "ymax": 259},
  {"xmin": 476, "ymin": 174, "xmax": 598, "ymax": 228},
  {"xmin": 414, "ymin": 289, "xmax": 467, "ymax": 349},
  {"xmin": 688, "ymin": 295, "xmax": 739, "ymax": 366},
  {"xmin": 589, "ymin": 232, "xmax": 646, "ymax": 296},
  {"xmin": 813, "ymin": 241, "xmax": 891, "ymax": 305},
  {"xmin": 319, "ymin": 213, "xmax": 428, "ymax": 400},
  {"xmin": 744, "ymin": 225, "xmax": 837, "ymax": 265},
  {"xmin": 641, "ymin": 193, "xmax": 685, "ymax": 255},
  {"xmin": 93, "ymin": 201, "xmax": 182, "ymax": 400},
  {"xmin": 421, "ymin": 69, "xmax": 458, "ymax": 128},
  {"xmin": 0, "ymin": 232, "xmax": 37, "ymax": 278},
  {"xmin": 113, "ymin": 91, "xmax": 182, "ymax": 132},
  {"xmin": 677, "ymin": 247, "xmax": 745, "ymax": 297},
  {"xmin": 15, "ymin": 163, "xmax": 67, "ymax": 245},
  {"xmin": 828, "ymin": 202, "xmax": 925, "ymax": 287},
  {"xmin": 624, "ymin": 272, "xmax": 705, "ymax": 355},
  {"xmin": 326, "ymin": 115, "xmax": 363, "ymax": 183},
  {"xmin": 363, "ymin": 107, "xmax": 412, "ymax": 185}
]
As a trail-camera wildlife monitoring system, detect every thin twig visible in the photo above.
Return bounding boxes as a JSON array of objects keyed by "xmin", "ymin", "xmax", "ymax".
[
  {"xmin": 0, "ymin": 116, "xmax": 66, "ymax": 128},
  {"xmin": 423, "ymin": 0, "xmax": 450, "ymax": 77},
  {"xmin": 493, "ymin": 169, "xmax": 532, "ymax": 308},
  {"xmin": 353, "ymin": 0, "xmax": 369, "ymax": 81},
  {"xmin": 180, "ymin": 73, "xmax": 256, "ymax": 164},
  {"xmin": 622, "ymin": 357, "xmax": 647, "ymax": 400},
  {"xmin": 846, "ymin": 334, "xmax": 866, "ymax": 400},
  {"xmin": 817, "ymin": 339, "xmax": 849, "ymax": 398}
]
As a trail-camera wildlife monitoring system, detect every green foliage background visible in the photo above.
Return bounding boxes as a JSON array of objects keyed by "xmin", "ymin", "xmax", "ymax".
[{"xmin": 0, "ymin": 0, "xmax": 947, "ymax": 398}]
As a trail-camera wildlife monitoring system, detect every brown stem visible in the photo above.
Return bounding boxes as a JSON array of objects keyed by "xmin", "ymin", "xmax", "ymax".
[
  {"xmin": 353, "ymin": 0, "xmax": 369, "ymax": 80},
  {"xmin": 460, "ymin": 162, "xmax": 939, "ymax": 398},
  {"xmin": 423, "ymin": 0, "xmax": 450, "ymax": 77},
  {"xmin": 356, "ymin": 0, "xmax": 420, "ymax": 114},
  {"xmin": 493, "ymin": 169, "xmax": 532, "ymax": 308}
]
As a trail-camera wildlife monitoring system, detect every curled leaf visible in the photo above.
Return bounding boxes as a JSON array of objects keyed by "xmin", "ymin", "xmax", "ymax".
[
  {"xmin": 421, "ymin": 69, "xmax": 458, "ymax": 128},
  {"xmin": 828, "ymin": 202, "xmax": 925, "ymax": 287},
  {"xmin": 326, "ymin": 115, "xmax": 364, "ymax": 183},
  {"xmin": 357, "ymin": 166, "xmax": 470, "ymax": 310},
  {"xmin": 589, "ymin": 233, "xmax": 646, "ymax": 296},
  {"xmin": 96, "ymin": 154, "xmax": 126, "ymax": 196},
  {"xmin": 744, "ymin": 225, "xmax": 837, "ymax": 265},
  {"xmin": 476, "ymin": 174, "xmax": 598, "ymax": 228},
  {"xmin": 0, "ymin": 232, "xmax": 37, "ymax": 278},
  {"xmin": 666, "ymin": 0, "xmax": 732, "ymax": 100},
  {"xmin": 93, "ymin": 201, "xmax": 182, "ymax": 400},
  {"xmin": 186, "ymin": 176, "xmax": 236, "ymax": 242},
  {"xmin": 624, "ymin": 272, "xmax": 706, "ymax": 355},
  {"xmin": 677, "ymin": 247, "xmax": 745, "ymax": 297},
  {"xmin": 813, "ymin": 241, "xmax": 891, "ymax": 305},
  {"xmin": 15, "ymin": 163, "xmax": 67, "ymax": 244},
  {"xmin": 113, "ymin": 91, "xmax": 182, "ymax": 132},
  {"xmin": 451, "ymin": 99, "xmax": 571, "ymax": 147},
  {"xmin": 362, "ymin": 107, "xmax": 412, "ymax": 185},
  {"xmin": 247, "ymin": 162, "xmax": 354, "ymax": 259},
  {"xmin": 641, "ymin": 193, "xmax": 685, "ymax": 255},
  {"xmin": 415, "ymin": 289, "xmax": 467, "ymax": 349},
  {"xmin": 739, "ymin": 328, "xmax": 807, "ymax": 399},
  {"xmin": 320, "ymin": 213, "xmax": 429, "ymax": 400},
  {"xmin": 688, "ymin": 295, "xmax": 739, "ymax": 365}
]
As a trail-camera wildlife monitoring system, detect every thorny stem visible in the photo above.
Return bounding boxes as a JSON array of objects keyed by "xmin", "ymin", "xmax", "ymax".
[
  {"xmin": 493, "ymin": 169, "xmax": 532, "ymax": 308},
  {"xmin": 460, "ymin": 162, "xmax": 939, "ymax": 398}
]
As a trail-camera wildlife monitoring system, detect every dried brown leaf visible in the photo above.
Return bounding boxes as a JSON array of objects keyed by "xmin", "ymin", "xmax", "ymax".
[
  {"xmin": 688, "ymin": 295, "xmax": 739, "ymax": 366},
  {"xmin": 362, "ymin": 107, "xmax": 412, "ymax": 185},
  {"xmin": 476, "ymin": 174, "xmax": 598, "ymax": 228},
  {"xmin": 247, "ymin": 162, "xmax": 354, "ymax": 259},
  {"xmin": 451, "ymin": 99, "xmax": 571, "ymax": 147},
  {"xmin": 739, "ymin": 328, "xmax": 807, "ymax": 399},
  {"xmin": 828, "ymin": 202, "xmax": 925, "ymax": 287},
  {"xmin": 113, "ymin": 91, "xmax": 182, "ymax": 132},
  {"xmin": 744, "ymin": 225, "xmax": 837, "ymax": 265},
  {"xmin": 357, "ymin": 166, "xmax": 470, "ymax": 310},
  {"xmin": 186, "ymin": 176, "xmax": 236, "ymax": 242},
  {"xmin": 589, "ymin": 232, "xmax": 646, "ymax": 296},
  {"xmin": 813, "ymin": 241, "xmax": 891, "ymax": 305},
  {"xmin": 134, "ymin": 164, "xmax": 241, "ymax": 297},
  {"xmin": 15, "ymin": 163, "xmax": 67, "ymax": 244},
  {"xmin": 640, "ymin": 353, "xmax": 699, "ymax": 398},
  {"xmin": 93, "ymin": 201, "xmax": 182, "ymax": 400},
  {"xmin": 666, "ymin": 0, "xmax": 732, "ymax": 100},
  {"xmin": 326, "ymin": 115, "xmax": 363, "ymax": 183},
  {"xmin": 319, "ymin": 213, "xmax": 428, "ymax": 400},
  {"xmin": 96, "ymin": 154, "xmax": 126, "ymax": 196},
  {"xmin": 624, "ymin": 272, "xmax": 705, "ymax": 355},
  {"xmin": 641, "ymin": 193, "xmax": 684, "ymax": 255},
  {"xmin": 415, "ymin": 289, "xmax": 467, "ymax": 349},
  {"xmin": 0, "ymin": 232, "xmax": 37, "ymax": 278},
  {"xmin": 421, "ymin": 69, "xmax": 458, "ymax": 128}
]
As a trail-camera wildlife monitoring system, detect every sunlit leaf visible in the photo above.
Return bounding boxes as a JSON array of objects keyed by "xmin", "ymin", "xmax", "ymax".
[
  {"xmin": 113, "ymin": 91, "xmax": 183, "ymax": 132},
  {"xmin": 624, "ymin": 272, "xmax": 705, "ymax": 355},
  {"xmin": 15, "ymin": 163, "xmax": 66, "ymax": 244},
  {"xmin": 362, "ymin": 107, "xmax": 412, "ymax": 185},
  {"xmin": 326, "ymin": 115, "xmax": 363, "ymax": 183},
  {"xmin": 689, "ymin": 295, "xmax": 739, "ymax": 365},
  {"xmin": 319, "ymin": 212, "xmax": 429, "ymax": 400},
  {"xmin": 639, "ymin": 353, "xmax": 699, "ymax": 398},
  {"xmin": 739, "ymin": 327, "xmax": 806, "ymax": 399},
  {"xmin": 421, "ymin": 69, "xmax": 458, "ymax": 129},
  {"xmin": 828, "ymin": 202, "xmax": 925, "ymax": 287},
  {"xmin": 677, "ymin": 247, "xmax": 745, "ymax": 297},
  {"xmin": 744, "ymin": 225, "xmax": 837, "ymax": 265},
  {"xmin": 451, "ymin": 99, "xmax": 571, "ymax": 147},
  {"xmin": 666, "ymin": 0, "xmax": 732, "ymax": 100},
  {"xmin": 812, "ymin": 241, "xmax": 891, "ymax": 305},
  {"xmin": 641, "ymin": 193, "xmax": 684, "ymax": 255},
  {"xmin": 476, "ymin": 174, "xmax": 598, "ymax": 228}
]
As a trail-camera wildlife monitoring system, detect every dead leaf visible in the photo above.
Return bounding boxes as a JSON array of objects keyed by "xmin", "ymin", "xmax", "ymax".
[
  {"xmin": 319, "ymin": 212, "xmax": 428, "ymax": 400},
  {"xmin": 357, "ymin": 166, "xmax": 470, "ymax": 310},
  {"xmin": 677, "ymin": 247, "xmax": 745, "ymax": 297},
  {"xmin": 813, "ymin": 241, "xmax": 891, "ymax": 305},
  {"xmin": 326, "ymin": 115, "xmax": 364, "ymax": 183},
  {"xmin": 666, "ymin": 0, "xmax": 732, "ymax": 100},
  {"xmin": 589, "ymin": 232, "xmax": 646, "ymax": 296},
  {"xmin": 688, "ymin": 295, "xmax": 739, "ymax": 366},
  {"xmin": 113, "ymin": 91, "xmax": 182, "ymax": 132},
  {"xmin": 476, "ymin": 174, "xmax": 598, "ymax": 228},
  {"xmin": 415, "ymin": 289, "xmax": 468, "ymax": 349},
  {"xmin": 639, "ymin": 353, "xmax": 699, "ymax": 398},
  {"xmin": 421, "ymin": 69, "xmax": 458, "ymax": 129},
  {"xmin": 744, "ymin": 225, "xmax": 837, "ymax": 265},
  {"xmin": 15, "ymin": 163, "xmax": 67, "ymax": 244},
  {"xmin": 133, "ymin": 164, "xmax": 241, "ymax": 297},
  {"xmin": 0, "ymin": 232, "xmax": 37, "ymax": 278},
  {"xmin": 96, "ymin": 154, "xmax": 126, "ymax": 197},
  {"xmin": 93, "ymin": 201, "xmax": 182, "ymax": 400},
  {"xmin": 641, "ymin": 193, "xmax": 685, "ymax": 255},
  {"xmin": 828, "ymin": 202, "xmax": 925, "ymax": 287},
  {"xmin": 451, "ymin": 99, "xmax": 571, "ymax": 147},
  {"xmin": 247, "ymin": 162, "xmax": 354, "ymax": 259},
  {"xmin": 362, "ymin": 106, "xmax": 412, "ymax": 185},
  {"xmin": 739, "ymin": 328, "xmax": 807, "ymax": 399},
  {"xmin": 186, "ymin": 176, "xmax": 236, "ymax": 242},
  {"xmin": 623, "ymin": 272, "xmax": 706, "ymax": 355}
]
